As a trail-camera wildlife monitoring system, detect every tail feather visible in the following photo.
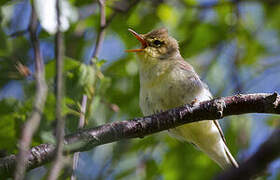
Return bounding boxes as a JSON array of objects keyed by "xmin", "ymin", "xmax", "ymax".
[
  {"xmin": 210, "ymin": 143, "xmax": 238, "ymax": 169},
  {"xmin": 168, "ymin": 121, "xmax": 239, "ymax": 169},
  {"xmin": 224, "ymin": 144, "xmax": 239, "ymax": 168},
  {"xmin": 202, "ymin": 143, "xmax": 238, "ymax": 169},
  {"xmin": 213, "ymin": 120, "xmax": 239, "ymax": 169},
  {"xmin": 212, "ymin": 142, "xmax": 239, "ymax": 169}
]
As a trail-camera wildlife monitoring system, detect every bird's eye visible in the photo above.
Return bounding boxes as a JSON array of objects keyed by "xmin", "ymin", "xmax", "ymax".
[{"xmin": 153, "ymin": 40, "xmax": 163, "ymax": 46}]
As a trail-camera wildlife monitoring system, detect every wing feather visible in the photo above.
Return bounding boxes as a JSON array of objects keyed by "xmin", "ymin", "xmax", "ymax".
[{"xmin": 213, "ymin": 120, "xmax": 227, "ymax": 144}]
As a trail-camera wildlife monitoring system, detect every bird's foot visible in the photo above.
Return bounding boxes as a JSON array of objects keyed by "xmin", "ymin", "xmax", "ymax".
[{"xmin": 191, "ymin": 98, "xmax": 198, "ymax": 106}]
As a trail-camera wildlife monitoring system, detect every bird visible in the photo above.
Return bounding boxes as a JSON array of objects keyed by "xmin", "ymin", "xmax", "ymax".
[{"xmin": 126, "ymin": 28, "xmax": 238, "ymax": 169}]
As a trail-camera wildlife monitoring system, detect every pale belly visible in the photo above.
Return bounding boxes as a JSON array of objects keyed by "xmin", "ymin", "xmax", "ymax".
[
  {"xmin": 137, "ymin": 60, "xmax": 234, "ymax": 168},
  {"xmin": 139, "ymin": 76, "xmax": 205, "ymax": 115},
  {"xmin": 139, "ymin": 82, "xmax": 220, "ymax": 147}
]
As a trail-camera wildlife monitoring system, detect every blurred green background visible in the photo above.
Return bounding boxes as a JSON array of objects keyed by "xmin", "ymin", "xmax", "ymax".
[{"xmin": 0, "ymin": 0, "xmax": 280, "ymax": 179}]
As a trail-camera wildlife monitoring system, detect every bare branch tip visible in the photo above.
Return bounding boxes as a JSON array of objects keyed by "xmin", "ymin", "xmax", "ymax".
[
  {"xmin": 271, "ymin": 92, "xmax": 280, "ymax": 111},
  {"xmin": 268, "ymin": 92, "xmax": 279, "ymax": 106},
  {"xmin": 272, "ymin": 92, "xmax": 279, "ymax": 98}
]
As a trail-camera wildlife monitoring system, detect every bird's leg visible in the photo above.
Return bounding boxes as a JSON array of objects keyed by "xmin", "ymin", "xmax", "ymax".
[{"xmin": 191, "ymin": 98, "xmax": 198, "ymax": 106}]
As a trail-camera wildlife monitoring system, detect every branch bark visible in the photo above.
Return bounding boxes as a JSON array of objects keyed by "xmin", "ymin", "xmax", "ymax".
[
  {"xmin": 90, "ymin": 0, "xmax": 141, "ymax": 62},
  {"xmin": 91, "ymin": 0, "xmax": 107, "ymax": 60},
  {"xmin": 47, "ymin": 0, "xmax": 65, "ymax": 179},
  {"xmin": 3, "ymin": 93, "xmax": 279, "ymax": 178},
  {"xmin": 14, "ymin": 6, "xmax": 48, "ymax": 180}
]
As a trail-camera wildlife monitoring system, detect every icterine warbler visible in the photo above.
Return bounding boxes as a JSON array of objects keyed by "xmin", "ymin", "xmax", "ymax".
[{"xmin": 126, "ymin": 28, "xmax": 238, "ymax": 169}]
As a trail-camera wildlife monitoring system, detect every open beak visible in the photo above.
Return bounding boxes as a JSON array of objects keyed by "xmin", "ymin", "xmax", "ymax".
[{"xmin": 125, "ymin": 29, "xmax": 147, "ymax": 53}]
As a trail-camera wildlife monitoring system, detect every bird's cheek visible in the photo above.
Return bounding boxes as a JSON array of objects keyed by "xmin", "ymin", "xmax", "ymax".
[
  {"xmin": 145, "ymin": 48, "xmax": 154, "ymax": 57},
  {"xmin": 159, "ymin": 47, "xmax": 167, "ymax": 55}
]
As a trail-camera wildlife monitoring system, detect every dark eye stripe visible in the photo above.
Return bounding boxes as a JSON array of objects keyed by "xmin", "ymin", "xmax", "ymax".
[{"xmin": 153, "ymin": 40, "xmax": 163, "ymax": 46}]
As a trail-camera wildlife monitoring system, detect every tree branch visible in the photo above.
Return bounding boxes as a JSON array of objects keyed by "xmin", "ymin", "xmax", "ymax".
[
  {"xmin": 1, "ymin": 93, "xmax": 279, "ymax": 178},
  {"xmin": 90, "ymin": 0, "xmax": 141, "ymax": 62},
  {"xmin": 215, "ymin": 129, "xmax": 280, "ymax": 180},
  {"xmin": 91, "ymin": 0, "xmax": 106, "ymax": 60},
  {"xmin": 13, "ymin": 6, "xmax": 48, "ymax": 180},
  {"xmin": 72, "ymin": 95, "xmax": 87, "ymax": 180},
  {"xmin": 72, "ymin": 0, "xmax": 140, "ymax": 178},
  {"xmin": 72, "ymin": 0, "xmax": 107, "ymax": 179},
  {"xmin": 48, "ymin": 0, "xmax": 65, "ymax": 179}
]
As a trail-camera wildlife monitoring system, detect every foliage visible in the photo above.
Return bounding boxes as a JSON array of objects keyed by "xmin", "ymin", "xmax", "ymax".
[{"xmin": 0, "ymin": 0, "xmax": 280, "ymax": 179}]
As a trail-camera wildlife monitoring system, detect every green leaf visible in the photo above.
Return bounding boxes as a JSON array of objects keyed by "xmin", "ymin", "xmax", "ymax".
[
  {"xmin": 0, "ymin": 99, "xmax": 18, "ymax": 152},
  {"xmin": 45, "ymin": 56, "xmax": 80, "ymax": 80},
  {"xmin": 77, "ymin": 63, "xmax": 96, "ymax": 96},
  {"xmin": 0, "ymin": 114, "xmax": 17, "ymax": 152}
]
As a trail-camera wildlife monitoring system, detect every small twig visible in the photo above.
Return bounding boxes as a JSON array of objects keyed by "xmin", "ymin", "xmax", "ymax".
[
  {"xmin": 15, "ymin": 61, "xmax": 31, "ymax": 77},
  {"xmin": 105, "ymin": 0, "xmax": 141, "ymax": 29},
  {"xmin": 78, "ymin": 95, "xmax": 88, "ymax": 128},
  {"xmin": 230, "ymin": 1, "xmax": 243, "ymax": 94},
  {"xmin": 14, "ymin": 6, "xmax": 48, "ymax": 180},
  {"xmin": 71, "ymin": 0, "xmax": 141, "ymax": 179},
  {"xmin": 72, "ymin": 0, "xmax": 107, "ymax": 178},
  {"xmin": 90, "ymin": 0, "xmax": 141, "ymax": 63},
  {"xmin": 91, "ymin": 0, "xmax": 107, "ymax": 61},
  {"xmin": 47, "ymin": 0, "xmax": 65, "ymax": 179},
  {"xmin": 71, "ymin": 95, "xmax": 87, "ymax": 180}
]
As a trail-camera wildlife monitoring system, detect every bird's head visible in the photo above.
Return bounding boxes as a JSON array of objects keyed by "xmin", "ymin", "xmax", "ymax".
[{"xmin": 126, "ymin": 28, "xmax": 179, "ymax": 61}]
